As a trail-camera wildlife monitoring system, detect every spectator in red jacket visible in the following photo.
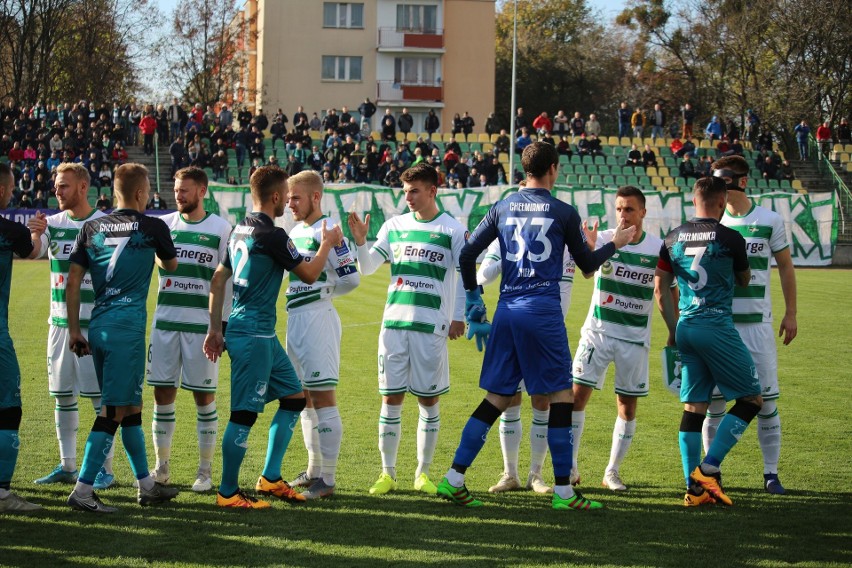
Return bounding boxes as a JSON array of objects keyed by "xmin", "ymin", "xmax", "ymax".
[
  {"xmin": 532, "ymin": 112, "xmax": 553, "ymax": 135},
  {"xmin": 8, "ymin": 141, "xmax": 24, "ymax": 162},
  {"xmin": 816, "ymin": 121, "xmax": 832, "ymax": 159},
  {"xmin": 139, "ymin": 112, "xmax": 158, "ymax": 156}
]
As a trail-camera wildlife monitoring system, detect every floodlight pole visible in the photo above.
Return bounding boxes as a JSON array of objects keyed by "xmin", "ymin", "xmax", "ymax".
[{"xmin": 508, "ymin": 0, "xmax": 518, "ymax": 185}]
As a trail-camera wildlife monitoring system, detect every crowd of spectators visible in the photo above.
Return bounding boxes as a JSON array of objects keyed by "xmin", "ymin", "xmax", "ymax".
[{"xmin": 4, "ymin": 97, "xmax": 845, "ymax": 203}]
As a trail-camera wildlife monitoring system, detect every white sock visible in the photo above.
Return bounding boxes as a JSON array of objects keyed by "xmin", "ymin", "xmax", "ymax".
[
  {"xmin": 0, "ymin": 488, "xmax": 9, "ymax": 499},
  {"xmin": 529, "ymin": 408, "xmax": 550, "ymax": 475},
  {"xmin": 379, "ymin": 403, "xmax": 402, "ymax": 479},
  {"xmin": 553, "ymin": 484, "xmax": 576, "ymax": 499},
  {"xmin": 757, "ymin": 400, "xmax": 781, "ymax": 475},
  {"xmin": 445, "ymin": 467, "xmax": 464, "ymax": 487},
  {"xmin": 152, "ymin": 403, "xmax": 176, "ymax": 468},
  {"xmin": 571, "ymin": 410, "xmax": 586, "ymax": 473},
  {"xmin": 196, "ymin": 401, "xmax": 218, "ymax": 471},
  {"xmin": 301, "ymin": 408, "xmax": 321, "ymax": 478},
  {"xmin": 92, "ymin": 397, "xmax": 114, "ymax": 474},
  {"xmin": 702, "ymin": 399, "xmax": 727, "ymax": 455},
  {"xmin": 499, "ymin": 405, "xmax": 522, "ymax": 478},
  {"xmin": 138, "ymin": 475, "xmax": 155, "ymax": 491},
  {"xmin": 316, "ymin": 405, "xmax": 342, "ymax": 485},
  {"xmin": 55, "ymin": 396, "xmax": 79, "ymax": 471},
  {"xmin": 73, "ymin": 480, "xmax": 94, "ymax": 497},
  {"xmin": 416, "ymin": 401, "xmax": 440, "ymax": 478},
  {"xmin": 606, "ymin": 417, "xmax": 636, "ymax": 473}
]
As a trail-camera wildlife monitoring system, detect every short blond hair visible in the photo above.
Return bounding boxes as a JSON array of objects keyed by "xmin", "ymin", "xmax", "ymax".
[
  {"xmin": 56, "ymin": 162, "xmax": 90, "ymax": 186},
  {"xmin": 114, "ymin": 163, "xmax": 149, "ymax": 199},
  {"xmin": 287, "ymin": 169, "xmax": 323, "ymax": 194}
]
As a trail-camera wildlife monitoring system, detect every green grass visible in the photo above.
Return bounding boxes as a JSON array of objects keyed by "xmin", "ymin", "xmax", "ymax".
[{"xmin": 1, "ymin": 262, "xmax": 851, "ymax": 567}]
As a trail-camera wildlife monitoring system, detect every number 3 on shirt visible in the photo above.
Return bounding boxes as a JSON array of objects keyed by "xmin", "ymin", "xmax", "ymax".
[
  {"xmin": 684, "ymin": 246, "xmax": 708, "ymax": 290},
  {"xmin": 505, "ymin": 216, "xmax": 554, "ymax": 263}
]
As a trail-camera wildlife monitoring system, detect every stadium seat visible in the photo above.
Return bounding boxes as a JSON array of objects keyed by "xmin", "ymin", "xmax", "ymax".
[
  {"xmin": 608, "ymin": 136, "xmax": 620, "ymax": 145},
  {"xmin": 574, "ymin": 164, "xmax": 586, "ymax": 175},
  {"xmin": 477, "ymin": 133, "xmax": 490, "ymax": 143},
  {"xmin": 792, "ymin": 179, "xmax": 804, "ymax": 191},
  {"xmin": 602, "ymin": 175, "xmax": 615, "ymax": 186},
  {"xmin": 599, "ymin": 165, "xmax": 610, "ymax": 175},
  {"xmin": 442, "ymin": 132, "xmax": 454, "ymax": 142},
  {"xmin": 594, "ymin": 155, "xmax": 605, "ymax": 165},
  {"xmin": 658, "ymin": 166, "xmax": 669, "ymax": 177},
  {"xmin": 615, "ymin": 175, "xmax": 627, "ymax": 186},
  {"xmin": 578, "ymin": 174, "xmax": 590, "ymax": 185},
  {"xmin": 651, "ymin": 176, "xmax": 663, "ymax": 187},
  {"xmin": 566, "ymin": 174, "xmax": 578, "ymax": 185},
  {"xmin": 780, "ymin": 179, "xmax": 792, "ymax": 191},
  {"xmin": 646, "ymin": 166, "xmax": 658, "ymax": 177},
  {"xmin": 590, "ymin": 175, "xmax": 602, "ymax": 186}
]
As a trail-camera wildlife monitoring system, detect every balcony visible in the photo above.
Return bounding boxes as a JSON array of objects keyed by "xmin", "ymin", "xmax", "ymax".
[
  {"xmin": 377, "ymin": 81, "xmax": 443, "ymax": 104},
  {"xmin": 377, "ymin": 27, "xmax": 445, "ymax": 52}
]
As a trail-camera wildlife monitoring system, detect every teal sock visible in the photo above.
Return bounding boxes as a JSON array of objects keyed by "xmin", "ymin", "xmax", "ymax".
[
  {"xmin": 79, "ymin": 431, "xmax": 114, "ymax": 485},
  {"xmin": 261, "ymin": 410, "xmax": 300, "ymax": 482},
  {"xmin": 221, "ymin": 421, "xmax": 251, "ymax": 496},
  {"xmin": 0, "ymin": 430, "xmax": 20, "ymax": 489},
  {"xmin": 678, "ymin": 431, "xmax": 701, "ymax": 489},
  {"xmin": 121, "ymin": 424, "xmax": 150, "ymax": 480},
  {"xmin": 705, "ymin": 414, "xmax": 749, "ymax": 469}
]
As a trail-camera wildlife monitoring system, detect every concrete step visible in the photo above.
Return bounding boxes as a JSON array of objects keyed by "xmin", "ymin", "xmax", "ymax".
[{"xmin": 126, "ymin": 147, "xmax": 174, "ymax": 208}]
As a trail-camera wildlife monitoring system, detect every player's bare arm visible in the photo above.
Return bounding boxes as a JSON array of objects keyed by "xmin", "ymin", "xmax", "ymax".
[
  {"xmin": 774, "ymin": 247, "xmax": 798, "ymax": 345},
  {"xmin": 292, "ymin": 220, "xmax": 343, "ymax": 284},
  {"xmin": 204, "ymin": 264, "xmax": 231, "ymax": 363},
  {"xmin": 26, "ymin": 211, "xmax": 47, "ymax": 258},
  {"xmin": 734, "ymin": 267, "xmax": 751, "ymax": 288},
  {"xmin": 66, "ymin": 263, "xmax": 90, "ymax": 356},
  {"xmin": 654, "ymin": 268, "xmax": 677, "ymax": 346},
  {"xmin": 156, "ymin": 254, "xmax": 178, "ymax": 272}
]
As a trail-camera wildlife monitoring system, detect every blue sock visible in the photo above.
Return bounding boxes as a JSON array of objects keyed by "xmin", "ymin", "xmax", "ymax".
[
  {"xmin": 121, "ymin": 424, "xmax": 149, "ymax": 480},
  {"xmin": 261, "ymin": 410, "xmax": 299, "ymax": 482},
  {"xmin": 79, "ymin": 431, "xmax": 114, "ymax": 485},
  {"xmin": 705, "ymin": 414, "xmax": 749, "ymax": 469},
  {"xmin": 0, "ymin": 430, "xmax": 20, "ymax": 489},
  {"xmin": 548, "ymin": 426, "xmax": 574, "ymax": 481},
  {"xmin": 451, "ymin": 417, "xmax": 492, "ymax": 469},
  {"xmin": 679, "ymin": 431, "xmax": 702, "ymax": 489},
  {"xmin": 221, "ymin": 421, "xmax": 251, "ymax": 496}
]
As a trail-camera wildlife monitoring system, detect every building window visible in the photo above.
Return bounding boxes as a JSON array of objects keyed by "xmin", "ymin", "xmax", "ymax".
[
  {"xmin": 396, "ymin": 4, "xmax": 437, "ymax": 33},
  {"xmin": 393, "ymin": 57, "xmax": 437, "ymax": 85},
  {"xmin": 322, "ymin": 56, "xmax": 363, "ymax": 81},
  {"xmin": 323, "ymin": 3, "xmax": 364, "ymax": 28}
]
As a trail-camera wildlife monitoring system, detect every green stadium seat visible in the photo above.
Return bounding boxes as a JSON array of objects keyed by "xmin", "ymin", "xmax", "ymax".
[
  {"xmin": 599, "ymin": 165, "xmax": 610, "ymax": 175},
  {"xmin": 559, "ymin": 155, "xmax": 570, "ymax": 165},
  {"xmin": 586, "ymin": 164, "xmax": 599, "ymax": 175},
  {"xmin": 590, "ymin": 175, "xmax": 602, "ymax": 186},
  {"xmin": 602, "ymin": 175, "xmax": 615, "ymax": 186},
  {"xmin": 578, "ymin": 174, "xmax": 590, "ymax": 185},
  {"xmin": 594, "ymin": 155, "xmax": 605, "ymax": 165},
  {"xmin": 780, "ymin": 179, "xmax": 792, "ymax": 190},
  {"xmin": 611, "ymin": 166, "xmax": 623, "ymax": 176},
  {"xmin": 574, "ymin": 164, "xmax": 586, "ymax": 175},
  {"xmin": 626, "ymin": 175, "xmax": 639, "ymax": 185},
  {"xmin": 569, "ymin": 155, "xmax": 581, "ymax": 164},
  {"xmin": 615, "ymin": 175, "xmax": 627, "ymax": 186},
  {"xmin": 566, "ymin": 174, "xmax": 578, "ymax": 185},
  {"xmin": 48, "ymin": 197, "xmax": 59, "ymax": 208}
]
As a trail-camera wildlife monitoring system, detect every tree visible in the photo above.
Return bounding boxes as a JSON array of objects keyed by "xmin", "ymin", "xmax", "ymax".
[
  {"xmin": 494, "ymin": 0, "xmax": 635, "ymax": 134},
  {"xmin": 162, "ymin": 0, "xmax": 256, "ymax": 106}
]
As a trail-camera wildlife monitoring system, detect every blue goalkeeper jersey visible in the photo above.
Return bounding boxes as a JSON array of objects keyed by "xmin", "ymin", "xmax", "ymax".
[
  {"xmin": 658, "ymin": 217, "xmax": 749, "ymax": 326},
  {"xmin": 460, "ymin": 187, "xmax": 615, "ymax": 308},
  {"xmin": 69, "ymin": 209, "xmax": 176, "ymax": 331},
  {"xmin": 223, "ymin": 212, "xmax": 303, "ymax": 336}
]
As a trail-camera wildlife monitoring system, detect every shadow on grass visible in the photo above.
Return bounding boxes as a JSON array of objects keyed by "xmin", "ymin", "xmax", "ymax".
[{"xmin": 1, "ymin": 482, "xmax": 851, "ymax": 567}]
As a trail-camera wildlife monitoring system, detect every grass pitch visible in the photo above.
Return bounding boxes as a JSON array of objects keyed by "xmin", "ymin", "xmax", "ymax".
[{"xmin": 0, "ymin": 262, "xmax": 850, "ymax": 567}]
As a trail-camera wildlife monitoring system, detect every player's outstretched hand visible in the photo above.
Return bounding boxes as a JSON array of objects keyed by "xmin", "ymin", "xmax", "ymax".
[
  {"xmin": 204, "ymin": 331, "xmax": 224, "ymax": 363},
  {"xmin": 448, "ymin": 320, "xmax": 465, "ymax": 340},
  {"xmin": 582, "ymin": 219, "xmax": 599, "ymax": 250},
  {"xmin": 321, "ymin": 219, "xmax": 344, "ymax": 247},
  {"xmin": 779, "ymin": 313, "xmax": 797, "ymax": 345},
  {"xmin": 465, "ymin": 289, "xmax": 487, "ymax": 322},
  {"xmin": 466, "ymin": 320, "xmax": 491, "ymax": 352},
  {"xmin": 347, "ymin": 212, "xmax": 370, "ymax": 246},
  {"xmin": 611, "ymin": 223, "xmax": 637, "ymax": 249},
  {"xmin": 68, "ymin": 332, "xmax": 90, "ymax": 357},
  {"xmin": 27, "ymin": 211, "xmax": 47, "ymax": 236}
]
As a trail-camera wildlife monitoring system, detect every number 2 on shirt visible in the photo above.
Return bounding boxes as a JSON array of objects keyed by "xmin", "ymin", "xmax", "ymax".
[
  {"xmin": 230, "ymin": 240, "xmax": 250, "ymax": 287},
  {"xmin": 505, "ymin": 216, "xmax": 554, "ymax": 263}
]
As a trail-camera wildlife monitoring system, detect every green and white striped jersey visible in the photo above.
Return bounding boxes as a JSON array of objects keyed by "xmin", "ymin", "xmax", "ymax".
[
  {"xmin": 285, "ymin": 216, "xmax": 359, "ymax": 312},
  {"xmin": 722, "ymin": 204, "xmax": 788, "ymax": 324},
  {"xmin": 581, "ymin": 230, "xmax": 661, "ymax": 347},
  {"xmin": 360, "ymin": 211, "xmax": 466, "ymax": 337},
  {"xmin": 37, "ymin": 209, "xmax": 106, "ymax": 328},
  {"xmin": 153, "ymin": 211, "xmax": 232, "ymax": 334}
]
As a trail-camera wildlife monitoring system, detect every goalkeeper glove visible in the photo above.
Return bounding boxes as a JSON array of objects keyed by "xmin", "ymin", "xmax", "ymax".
[
  {"xmin": 465, "ymin": 288, "xmax": 487, "ymax": 323},
  {"xmin": 466, "ymin": 320, "xmax": 491, "ymax": 352}
]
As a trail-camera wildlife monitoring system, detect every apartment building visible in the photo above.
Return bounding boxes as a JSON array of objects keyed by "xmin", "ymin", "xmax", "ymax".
[{"xmin": 230, "ymin": 0, "xmax": 495, "ymax": 132}]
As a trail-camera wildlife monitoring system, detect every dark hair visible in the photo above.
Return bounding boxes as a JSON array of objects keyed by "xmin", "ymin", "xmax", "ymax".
[
  {"xmin": 250, "ymin": 166, "xmax": 287, "ymax": 203},
  {"xmin": 693, "ymin": 176, "xmax": 727, "ymax": 202},
  {"xmin": 616, "ymin": 185, "xmax": 646, "ymax": 208},
  {"xmin": 174, "ymin": 166, "xmax": 208, "ymax": 187},
  {"xmin": 521, "ymin": 142, "xmax": 558, "ymax": 178},
  {"xmin": 114, "ymin": 163, "xmax": 149, "ymax": 199},
  {"xmin": 400, "ymin": 162, "xmax": 438, "ymax": 187},
  {"xmin": 0, "ymin": 163, "xmax": 12, "ymax": 188},
  {"xmin": 712, "ymin": 155, "xmax": 750, "ymax": 176}
]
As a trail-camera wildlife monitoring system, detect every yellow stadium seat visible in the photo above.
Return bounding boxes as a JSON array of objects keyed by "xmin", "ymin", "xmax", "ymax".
[
  {"xmin": 442, "ymin": 132, "xmax": 454, "ymax": 142},
  {"xmin": 658, "ymin": 166, "xmax": 669, "ymax": 177},
  {"xmin": 491, "ymin": 134, "xmax": 499, "ymax": 143},
  {"xmin": 651, "ymin": 176, "xmax": 663, "ymax": 186},
  {"xmin": 482, "ymin": 143, "xmax": 493, "ymax": 153},
  {"xmin": 791, "ymin": 179, "xmax": 803, "ymax": 190},
  {"xmin": 608, "ymin": 136, "xmax": 620, "ymax": 146},
  {"xmin": 647, "ymin": 167, "xmax": 658, "ymax": 177},
  {"xmin": 663, "ymin": 176, "xmax": 675, "ymax": 187},
  {"xmin": 699, "ymin": 139, "xmax": 711, "ymax": 149},
  {"xmin": 370, "ymin": 131, "xmax": 380, "ymax": 140},
  {"xmin": 478, "ymin": 133, "xmax": 490, "ymax": 143}
]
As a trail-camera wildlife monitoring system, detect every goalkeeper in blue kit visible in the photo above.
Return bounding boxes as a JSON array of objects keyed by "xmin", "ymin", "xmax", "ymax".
[{"xmin": 437, "ymin": 142, "xmax": 635, "ymax": 509}]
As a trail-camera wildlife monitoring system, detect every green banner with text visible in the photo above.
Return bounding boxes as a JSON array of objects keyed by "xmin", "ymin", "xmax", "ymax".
[{"xmin": 208, "ymin": 184, "xmax": 838, "ymax": 266}]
